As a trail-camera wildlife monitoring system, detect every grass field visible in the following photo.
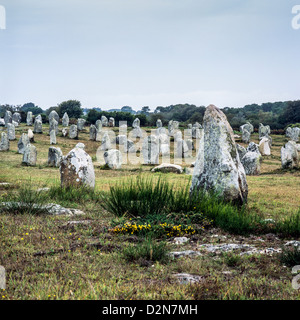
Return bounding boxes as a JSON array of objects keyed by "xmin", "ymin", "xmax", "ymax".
[{"xmin": 0, "ymin": 123, "xmax": 299, "ymax": 300}]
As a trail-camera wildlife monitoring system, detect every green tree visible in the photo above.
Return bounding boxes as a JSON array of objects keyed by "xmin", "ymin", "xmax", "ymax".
[{"xmin": 57, "ymin": 100, "xmax": 83, "ymax": 119}]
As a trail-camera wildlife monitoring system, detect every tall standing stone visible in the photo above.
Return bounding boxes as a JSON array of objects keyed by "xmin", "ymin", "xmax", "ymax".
[
  {"xmin": 26, "ymin": 112, "xmax": 33, "ymax": 126},
  {"xmin": 48, "ymin": 147, "xmax": 63, "ymax": 167},
  {"xmin": 132, "ymin": 118, "xmax": 140, "ymax": 128},
  {"xmin": 108, "ymin": 117, "xmax": 115, "ymax": 127},
  {"xmin": 190, "ymin": 105, "xmax": 248, "ymax": 205},
  {"xmin": 12, "ymin": 112, "xmax": 21, "ymax": 124},
  {"xmin": 7, "ymin": 123, "xmax": 16, "ymax": 140},
  {"xmin": 281, "ymin": 141, "xmax": 299, "ymax": 169},
  {"xmin": 286, "ymin": 127, "xmax": 300, "ymax": 142},
  {"xmin": 50, "ymin": 130, "xmax": 57, "ymax": 145},
  {"xmin": 49, "ymin": 118, "xmax": 58, "ymax": 135},
  {"xmin": 259, "ymin": 123, "xmax": 271, "ymax": 139},
  {"xmin": 89, "ymin": 125, "xmax": 97, "ymax": 141},
  {"xmin": 101, "ymin": 116, "xmax": 108, "ymax": 127},
  {"xmin": 22, "ymin": 144, "xmax": 37, "ymax": 166},
  {"xmin": 100, "ymin": 132, "xmax": 111, "ymax": 151},
  {"xmin": 62, "ymin": 112, "xmax": 69, "ymax": 127},
  {"xmin": 4, "ymin": 111, "xmax": 12, "ymax": 127},
  {"xmin": 49, "ymin": 110, "xmax": 59, "ymax": 123},
  {"xmin": 156, "ymin": 119, "xmax": 162, "ymax": 128},
  {"xmin": 0, "ymin": 132, "xmax": 9, "ymax": 151},
  {"xmin": 142, "ymin": 135, "xmax": 159, "ymax": 165},
  {"xmin": 18, "ymin": 133, "xmax": 30, "ymax": 154},
  {"xmin": 33, "ymin": 119, "xmax": 43, "ymax": 134},
  {"xmin": 104, "ymin": 149, "xmax": 122, "ymax": 169},
  {"xmin": 77, "ymin": 118, "xmax": 86, "ymax": 131},
  {"xmin": 259, "ymin": 137, "xmax": 271, "ymax": 156},
  {"xmin": 69, "ymin": 124, "xmax": 78, "ymax": 139},
  {"xmin": 60, "ymin": 146, "xmax": 95, "ymax": 189},
  {"xmin": 35, "ymin": 114, "xmax": 42, "ymax": 122}
]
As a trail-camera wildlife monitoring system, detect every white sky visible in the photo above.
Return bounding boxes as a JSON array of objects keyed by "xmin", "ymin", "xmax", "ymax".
[{"xmin": 0, "ymin": 0, "xmax": 300, "ymax": 111}]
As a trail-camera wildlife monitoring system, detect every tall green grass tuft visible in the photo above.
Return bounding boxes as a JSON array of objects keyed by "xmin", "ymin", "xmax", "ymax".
[
  {"xmin": 279, "ymin": 245, "xmax": 300, "ymax": 267},
  {"xmin": 48, "ymin": 185, "xmax": 101, "ymax": 205}
]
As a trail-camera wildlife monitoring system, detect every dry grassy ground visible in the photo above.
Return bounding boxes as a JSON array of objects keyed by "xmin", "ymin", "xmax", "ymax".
[{"xmin": 0, "ymin": 123, "xmax": 299, "ymax": 300}]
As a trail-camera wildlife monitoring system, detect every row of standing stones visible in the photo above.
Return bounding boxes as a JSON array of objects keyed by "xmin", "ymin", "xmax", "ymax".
[{"xmin": 1, "ymin": 106, "xmax": 300, "ymax": 205}]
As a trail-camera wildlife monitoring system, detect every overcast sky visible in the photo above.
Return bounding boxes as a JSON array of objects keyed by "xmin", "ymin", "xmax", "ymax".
[{"xmin": 0, "ymin": 0, "xmax": 299, "ymax": 111}]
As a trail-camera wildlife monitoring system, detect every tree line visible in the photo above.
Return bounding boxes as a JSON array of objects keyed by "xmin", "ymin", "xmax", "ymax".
[{"xmin": 1, "ymin": 99, "xmax": 299, "ymax": 131}]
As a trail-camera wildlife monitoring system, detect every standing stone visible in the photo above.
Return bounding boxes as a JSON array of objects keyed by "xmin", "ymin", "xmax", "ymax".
[
  {"xmin": 4, "ymin": 111, "xmax": 12, "ymax": 127},
  {"xmin": 22, "ymin": 144, "xmax": 37, "ymax": 166},
  {"xmin": 104, "ymin": 149, "xmax": 122, "ymax": 169},
  {"xmin": 50, "ymin": 130, "xmax": 57, "ymax": 145},
  {"xmin": 192, "ymin": 127, "xmax": 202, "ymax": 139},
  {"xmin": 28, "ymin": 129, "xmax": 34, "ymax": 143},
  {"xmin": 281, "ymin": 141, "xmax": 299, "ymax": 169},
  {"xmin": 96, "ymin": 120, "xmax": 102, "ymax": 131},
  {"xmin": 142, "ymin": 135, "xmax": 159, "ymax": 165},
  {"xmin": 158, "ymin": 133, "xmax": 170, "ymax": 156},
  {"xmin": 12, "ymin": 120, "xmax": 19, "ymax": 127},
  {"xmin": 35, "ymin": 114, "xmax": 42, "ymax": 122},
  {"xmin": 132, "ymin": 126, "xmax": 143, "ymax": 138},
  {"xmin": 77, "ymin": 118, "xmax": 86, "ymax": 131},
  {"xmin": 174, "ymin": 131, "xmax": 182, "ymax": 142},
  {"xmin": 33, "ymin": 119, "xmax": 43, "ymax": 133},
  {"xmin": 48, "ymin": 147, "xmax": 63, "ymax": 167},
  {"xmin": 190, "ymin": 105, "xmax": 248, "ymax": 205},
  {"xmin": 240, "ymin": 122, "xmax": 254, "ymax": 134},
  {"xmin": 7, "ymin": 123, "xmax": 16, "ymax": 140},
  {"xmin": 259, "ymin": 123, "xmax": 271, "ymax": 139},
  {"xmin": 186, "ymin": 139, "xmax": 194, "ymax": 150},
  {"xmin": 132, "ymin": 118, "xmax": 140, "ymax": 128},
  {"xmin": 0, "ymin": 132, "xmax": 9, "ymax": 151},
  {"xmin": 286, "ymin": 127, "xmax": 300, "ymax": 142},
  {"xmin": 60, "ymin": 146, "xmax": 95, "ymax": 189},
  {"xmin": 62, "ymin": 128, "xmax": 68, "ymax": 137},
  {"xmin": 241, "ymin": 128, "xmax": 251, "ymax": 144},
  {"xmin": 26, "ymin": 112, "xmax": 33, "ymax": 126},
  {"xmin": 168, "ymin": 120, "xmax": 179, "ymax": 136},
  {"xmin": 236, "ymin": 144, "xmax": 247, "ymax": 160},
  {"xmin": 125, "ymin": 140, "xmax": 136, "ymax": 153},
  {"xmin": 259, "ymin": 137, "xmax": 271, "ymax": 156},
  {"xmin": 101, "ymin": 116, "xmax": 108, "ymax": 127},
  {"xmin": 62, "ymin": 112, "xmax": 69, "ymax": 127},
  {"xmin": 49, "ymin": 118, "xmax": 58, "ymax": 135},
  {"xmin": 100, "ymin": 132, "xmax": 111, "ymax": 151},
  {"xmin": 176, "ymin": 138, "xmax": 189, "ymax": 158},
  {"xmin": 18, "ymin": 133, "xmax": 30, "ymax": 154},
  {"xmin": 0, "ymin": 118, "xmax": 5, "ymax": 126},
  {"xmin": 89, "ymin": 125, "xmax": 97, "ymax": 141},
  {"xmin": 241, "ymin": 152, "xmax": 262, "ymax": 175},
  {"xmin": 49, "ymin": 110, "xmax": 59, "ymax": 123},
  {"xmin": 108, "ymin": 117, "xmax": 115, "ymax": 127},
  {"xmin": 247, "ymin": 142, "xmax": 260, "ymax": 154},
  {"xmin": 69, "ymin": 124, "xmax": 78, "ymax": 139},
  {"xmin": 12, "ymin": 112, "xmax": 21, "ymax": 124},
  {"xmin": 156, "ymin": 119, "xmax": 162, "ymax": 128}
]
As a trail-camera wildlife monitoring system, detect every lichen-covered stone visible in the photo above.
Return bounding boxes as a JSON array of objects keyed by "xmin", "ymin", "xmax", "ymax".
[
  {"xmin": 101, "ymin": 116, "xmax": 108, "ymax": 127},
  {"xmin": 50, "ymin": 130, "xmax": 56, "ymax": 145},
  {"xmin": 286, "ymin": 127, "xmax": 300, "ymax": 142},
  {"xmin": 156, "ymin": 119, "xmax": 162, "ymax": 128},
  {"xmin": 26, "ymin": 112, "xmax": 33, "ymax": 126},
  {"xmin": 18, "ymin": 133, "xmax": 30, "ymax": 154},
  {"xmin": 0, "ymin": 132, "xmax": 9, "ymax": 151},
  {"xmin": 22, "ymin": 144, "xmax": 37, "ymax": 166},
  {"xmin": 4, "ymin": 111, "xmax": 12, "ymax": 127},
  {"xmin": 241, "ymin": 152, "xmax": 262, "ymax": 175},
  {"xmin": 49, "ymin": 118, "xmax": 58, "ymax": 135},
  {"xmin": 60, "ymin": 147, "xmax": 95, "ymax": 189},
  {"xmin": 103, "ymin": 149, "xmax": 122, "ymax": 169},
  {"xmin": 100, "ymin": 132, "xmax": 111, "ymax": 151},
  {"xmin": 108, "ymin": 117, "xmax": 115, "ymax": 127},
  {"xmin": 69, "ymin": 124, "xmax": 78, "ymax": 139},
  {"xmin": 281, "ymin": 141, "xmax": 299, "ymax": 169},
  {"xmin": 33, "ymin": 119, "xmax": 43, "ymax": 133},
  {"xmin": 77, "ymin": 118, "xmax": 86, "ymax": 131},
  {"xmin": 190, "ymin": 105, "xmax": 248, "ymax": 205},
  {"xmin": 151, "ymin": 163, "xmax": 183, "ymax": 174},
  {"xmin": 62, "ymin": 112, "xmax": 69, "ymax": 127},
  {"xmin": 7, "ymin": 123, "xmax": 16, "ymax": 140},
  {"xmin": 142, "ymin": 135, "xmax": 159, "ymax": 164},
  {"xmin": 89, "ymin": 125, "xmax": 97, "ymax": 141},
  {"xmin": 49, "ymin": 110, "xmax": 59, "ymax": 123},
  {"xmin": 48, "ymin": 147, "xmax": 63, "ymax": 167}
]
